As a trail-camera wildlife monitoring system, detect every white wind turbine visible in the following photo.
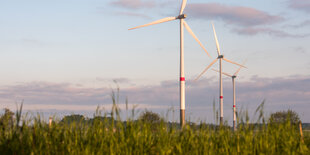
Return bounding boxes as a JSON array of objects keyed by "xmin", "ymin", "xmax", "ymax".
[
  {"xmin": 212, "ymin": 61, "xmax": 246, "ymax": 131},
  {"xmin": 195, "ymin": 23, "xmax": 246, "ymax": 125},
  {"xmin": 129, "ymin": 0, "xmax": 211, "ymax": 127}
]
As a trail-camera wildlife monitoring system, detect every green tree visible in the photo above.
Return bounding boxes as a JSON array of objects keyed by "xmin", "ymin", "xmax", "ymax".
[
  {"xmin": 138, "ymin": 111, "xmax": 163, "ymax": 124},
  {"xmin": 60, "ymin": 114, "xmax": 85, "ymax": 124},
  {"xmin": 269, "ymin": 109, "xmax": 300, "ymax": 124},
  {"xmin": 0, "ymin": 108, "xmax": 14, "ymax": 128},
  {"xmin": 88, "ymin": 116, "xmax": 114, "ymax": 125}
]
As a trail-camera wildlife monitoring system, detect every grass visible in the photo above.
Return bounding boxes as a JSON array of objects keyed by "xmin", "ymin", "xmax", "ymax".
[{"xmin": 0, "ymin": 91, "xmax": 309, "ymax": 154}]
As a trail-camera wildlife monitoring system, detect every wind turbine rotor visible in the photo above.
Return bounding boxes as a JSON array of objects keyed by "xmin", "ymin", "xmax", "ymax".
[
  {"xmin": 179, "ymin": 0, "xmax": 187, "ymax": 15},
  {"xmin": 194, "ymin": 58, "xmax": 218, "ymax": 81},
  {"xmin": 128, "ymin": 17, "xmax": 177, "ymax": 30},
  {"xmin": 233, "ymin": 60, "xmax": 247, "ymax": 76},
  {"xmin": 212, "ymin": 22, "xmax": 221, "ymax": 56},
  {"xmin": 212, "ymin": 69, "xmax": 233, "ymax": 77},
  {"xmin": 222, "ymin": 57, "xmax": 247, "ymax": 68},
  {"xmin": 233, "ymin": 67, "xmax": 243, "ymax": 76}
]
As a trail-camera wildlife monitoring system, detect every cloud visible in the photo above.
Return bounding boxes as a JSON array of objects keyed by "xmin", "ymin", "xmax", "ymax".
[
  {"xmin": 187, "ymin": 3, "xmax": 283, "ymax": 26},
  {"xmin": 110, "ymin": 1, "xmax": 296, "ymax": 38},
  {"xmin": 110, "ymin": 0, "xmax": 156, "ymax": 9},
  {"xmin": 113, "ymin": 11, "xmax": 151, "ymax": 19},
  {"xmin": 1, "ymin": 75, "xmax": 310, "ymax": 122},
  {"xmin": 185, "ymin": 3, "xmax": 300, "ymax": 38},
  {"xmin": 0, "ymin": 103, "xmax": 168, "ymax": 112},
  {"xmin": 289, "ymin": 0, "xmax": 310, "ymax": 13},
  {"xmin": 233, "ymin": 27, "xmax": 310, "ymax": 38},
  {"xmin": 284, "ymin": 20, "xmax": 310, "ymax": 29},
  {"xmin": 292, "ymin": 46, "xmax": 307, "ymax": 54},
  {"xmin": 95, "ymin": 77, "xmax": 131, "ymax": 84},
  {"xmin": 0, "ymin": 82, "xmax": 111, "ymax": 106}
]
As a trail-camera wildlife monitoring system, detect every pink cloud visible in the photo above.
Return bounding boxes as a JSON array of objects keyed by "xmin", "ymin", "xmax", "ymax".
[
  {"xmin": 2, "ymin": 76, "xmax": 310, "ymax": 108},
  {"xmin": 233, "ymin": 27, "xmax": 310, "ymax": 38},
  {"xmin": 289, "ymin": 0, "xmax": 310, "ymax": 13},
  {"xmin": 113, "ymin": 11, "xmax": 151, "ymax": 19},
  {"xmin": 111, "ymin": 0, "xmax": 156, "ymax": 9},
  {"xmin": 284, "ymin": 20, "xmax": 310, "ymax": 29},
  {"xmin": 187, "ymin": 3, "xmax": 283, "ymax": 26},
  {"xmin": 1, "ymin": 75, "xmax": 310, "ymax": 122}
]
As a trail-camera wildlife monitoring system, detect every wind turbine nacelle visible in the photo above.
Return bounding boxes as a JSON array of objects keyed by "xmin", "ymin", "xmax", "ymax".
[
  {"xmin": 218, "ymin": 55, "xmax": 224, "ymax": 59},
  {"xmin": 232, "ymin": 75, "xmax": 237, "ymax": 78},
  {"xmin": 177, "ymin": 14, "xmax": 187, "ymax": 19}
]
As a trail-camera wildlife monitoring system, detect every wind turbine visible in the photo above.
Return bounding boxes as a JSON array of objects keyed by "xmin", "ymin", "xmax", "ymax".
[
  {"xmin": 194, "ymin": 23, "xmax": 246, "ymax": 125},
  {"xmin": 129, "ymin": 0, "xmax": 211, "ymax": 127},
  {"xmin": 212, "ymin": 61, "xmax": 246, "ymax": 131}
]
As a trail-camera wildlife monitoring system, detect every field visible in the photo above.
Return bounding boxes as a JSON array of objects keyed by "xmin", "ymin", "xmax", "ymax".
[{"xmin": 0, "ymin": 100, "xmax": 309, "ymax": 155}]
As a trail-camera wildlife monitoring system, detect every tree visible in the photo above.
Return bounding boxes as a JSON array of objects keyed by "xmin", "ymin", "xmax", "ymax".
[
  {"xmin": 269, "ymin": 110, "xmax": 300, "ymax": 124},
  {"xmin": 88, "ymin": 116, "xmax": 114, "ymax": 125},
  {"xmin": 0, "ymin": 108, "xmax": 14, "ymax": 128},
  {"xmin": 60, "ymin": 114, "xmax": 85, "ymax": 124},
  {"xmin": 139, "ymin": 111, "xmax": 163, "ymax": 124}
]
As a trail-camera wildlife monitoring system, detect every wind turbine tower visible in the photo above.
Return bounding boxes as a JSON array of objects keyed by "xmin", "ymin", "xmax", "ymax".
[
  {"xmin": 195, "ymin": 23, "xmax": 246, "ymax": 125},
  {"xmin": 212, "ymin": 61, "xmax": 246, "ymax": 130},
  {"xmin": 129, "ymin": 0, "xmax": 211, "ymax": 127}
]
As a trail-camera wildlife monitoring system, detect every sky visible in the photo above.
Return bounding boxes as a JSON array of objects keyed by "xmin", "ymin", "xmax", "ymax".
[{"xmin": 0, "ymin": 0, "xmax": 309, "ymax": 123}]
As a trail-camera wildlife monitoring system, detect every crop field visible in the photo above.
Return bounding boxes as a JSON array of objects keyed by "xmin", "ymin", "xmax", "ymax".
[{"xmin": 0, "ymin": 101, "xmax": 309, "ymax": 155}]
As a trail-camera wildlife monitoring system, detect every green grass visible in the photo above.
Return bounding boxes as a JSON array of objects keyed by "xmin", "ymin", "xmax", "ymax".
[
  {"xmin": 0, "ymin": 92, "xmax": 309, "ymax": 154},
  {"xmin": 0, "ymin": 110, "xmax": 309, "ymax": 154},
  {"xmin": 304, "ymin": 131, "xmax": 310, "ymax": 149}
]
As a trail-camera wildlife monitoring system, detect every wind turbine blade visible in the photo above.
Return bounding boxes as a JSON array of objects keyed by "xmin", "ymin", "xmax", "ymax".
[
  {"xmin": 233, "ymin": 59, "xmax": 247, "ymax": 76},
  {"xmin": 211, "ymin": 22, "xmax": 221, "ymax": 56},
  {"xmin": 183, "ymin": 21, "xmax": 211, "ymax": 58},
  {"xmin": 179, "ymin": 0, "xmax": 187, "ymax": 15},
  {"xmin": 233, "ymin": 66, "xmax": 243, "ymax": 76},
  {"xmin": 129, "ymin": 17, "xmax": 177, "ymax": 30},
  {"xmin": 212, "ymin": 69, "xmax": 233, "ymax": 77},
  {"xmin": 194, "ymin": 58, "xmax": 218, "ymax": 81},
  {"xmin": 222, "ymin": 57, "xmax": 247, "ymax": 68}
]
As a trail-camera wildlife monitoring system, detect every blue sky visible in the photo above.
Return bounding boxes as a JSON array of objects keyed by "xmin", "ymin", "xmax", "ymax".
[{"xmin": 0, "ymin": 0, "xmax": 309, "ymax": 123}]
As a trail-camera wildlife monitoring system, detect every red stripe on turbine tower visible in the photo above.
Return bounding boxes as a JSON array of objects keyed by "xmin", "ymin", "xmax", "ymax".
[
  {"xmin": 220, "ymin": 96, "xmax": 223, "ymax": 99},
  {"xmin": 180, "ymin": 77, "xmax": 185, "ymax": 81},
  {"xmin": 233, "ymin": 105, "xmax": 236, "ymax": 107}
]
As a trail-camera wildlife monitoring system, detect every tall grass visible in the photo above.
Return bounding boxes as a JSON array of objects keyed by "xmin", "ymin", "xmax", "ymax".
[{"xmin": 0, "ymin": 92, "xmax": 309, "ymax": 154}]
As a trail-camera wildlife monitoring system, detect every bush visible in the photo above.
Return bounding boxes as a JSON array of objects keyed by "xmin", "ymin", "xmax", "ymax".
[
  {"xmin": 269, "ymin": 109, "xmax": 300, "ymax": 124},
  {"xmin": 138, "ymin": 111, "xmax": 163, "ymax": 124},
  {"xmin": 0, "ymin": 108, "xmax": 14, "ymax": 129}
]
